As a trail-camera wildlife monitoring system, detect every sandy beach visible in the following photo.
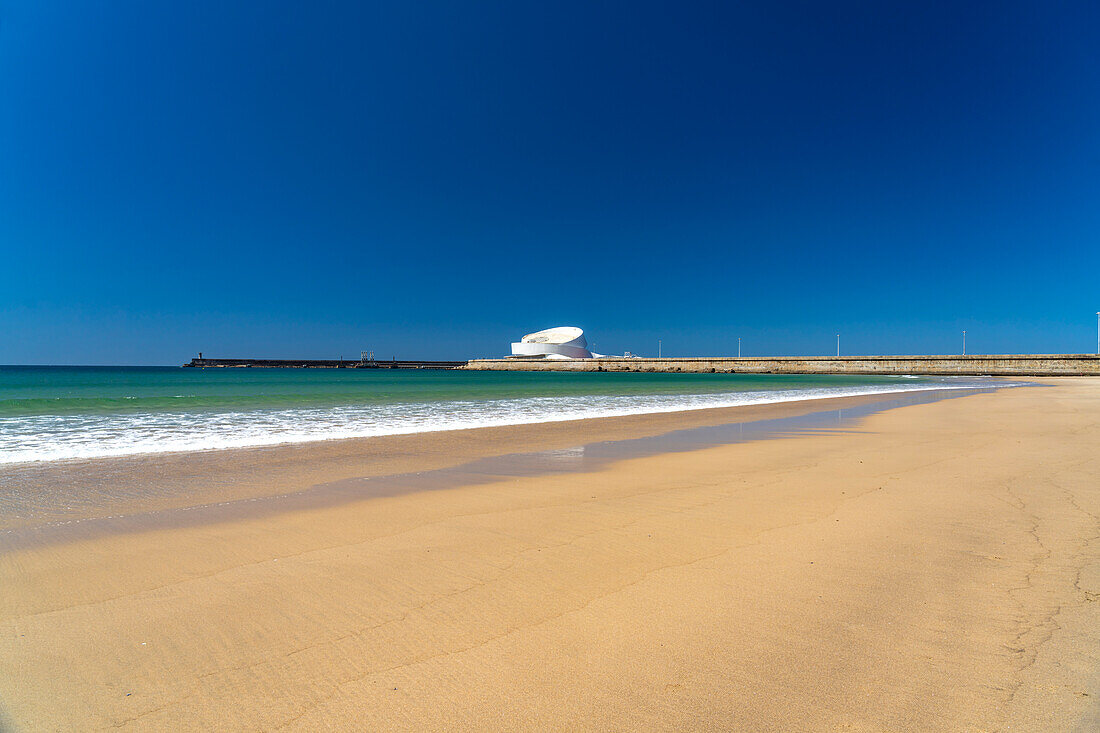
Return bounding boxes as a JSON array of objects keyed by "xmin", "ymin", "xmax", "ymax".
[{"xmin": 2, "ymin": 378, "xmax": 1099, "ymax": 731}]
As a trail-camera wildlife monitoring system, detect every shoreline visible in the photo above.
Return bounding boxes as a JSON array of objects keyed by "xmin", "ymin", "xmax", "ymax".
[
  {"xmin": 0, "ymin": 376, "xmax": 1020, "ymax": 467},
  {"xmin": 0, "ymin": 387, "xmax": 998, "ymax": 553},
  {"xmin": 2, "ymin": 378, "xmax": 1098, "ymax": 729},
  {"xmin": 0, "ymin": 384, "xmax": 1022, "ymax": 543}
]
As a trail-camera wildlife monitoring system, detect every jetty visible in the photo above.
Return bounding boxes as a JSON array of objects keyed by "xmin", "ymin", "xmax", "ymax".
[{"xmin": 183, "ymin": 353, "xmax": 1100, "ymax": 375}]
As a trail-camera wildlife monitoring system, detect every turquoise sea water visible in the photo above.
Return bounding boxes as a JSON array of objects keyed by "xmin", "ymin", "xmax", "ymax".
[{"xmin": 0, "ymin": 367, "xmax": 1019, "ymax": 464}]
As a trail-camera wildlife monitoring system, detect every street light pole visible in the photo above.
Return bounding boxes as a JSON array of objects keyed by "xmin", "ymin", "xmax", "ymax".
[
  {"xmin": 738, "ymin": 337, "xmax": 741, "ymax": 358},
  {"xmin": 1096, "ymin": 312, "xmax": 1099, "ymax": 355},
  {"xmin": 963, "ymin": 330, "xmax": 967, "ymax": 356},
  {"xmin": 836, "ymin": 334, "xmax": 840, "ymax": 357},
  {"xmin": 658, "ymin": 339, "xmax": 662, "ymax": 359}
]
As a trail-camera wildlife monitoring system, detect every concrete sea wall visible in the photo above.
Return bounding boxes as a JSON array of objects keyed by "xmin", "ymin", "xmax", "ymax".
[{"xmin": 464, "ymin": 355, "xmax": 1100, "ymax": 376}]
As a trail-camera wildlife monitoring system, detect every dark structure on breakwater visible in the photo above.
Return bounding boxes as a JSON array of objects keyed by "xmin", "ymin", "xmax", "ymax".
[{"xmin": 184, "ymin": 356, "xmax": 468, "ymax": 369}]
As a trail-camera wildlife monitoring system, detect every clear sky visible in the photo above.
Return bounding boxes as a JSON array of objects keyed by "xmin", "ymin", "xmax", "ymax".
[{"xmin": 2, "ymin": 1, "xmax": 1098, "ymax": 364}]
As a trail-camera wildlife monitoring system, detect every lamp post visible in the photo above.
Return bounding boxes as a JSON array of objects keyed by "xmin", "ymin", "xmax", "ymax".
[
  {"xmin": 658, "ymin": 339, "xmax": 662, "ymax": 359},
  {"xmin": 738, "ymin": 337, "xmax": 741, "ymax": 358},
  {"xmin": 836, "ymin": 334, "xmax": 840, "ymax": 357},
  {"xmin": 1096, "ymin": 313, "xmax": 1099, "ymax": 355},
  {"xmin": 963, "ymin": 330, "xmax": 967, "ymax": 356}
]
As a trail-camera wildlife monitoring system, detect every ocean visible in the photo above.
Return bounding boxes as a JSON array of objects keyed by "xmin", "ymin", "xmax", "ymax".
[{"xmin": 0, "ymin": 366, "xmax": 1019, "ymax": 465}]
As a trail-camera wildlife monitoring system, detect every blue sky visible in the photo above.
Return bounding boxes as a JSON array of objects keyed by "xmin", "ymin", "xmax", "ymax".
[{"xmin": 2, "ymin": 1, "xmax": 1098, "ymax": 363}]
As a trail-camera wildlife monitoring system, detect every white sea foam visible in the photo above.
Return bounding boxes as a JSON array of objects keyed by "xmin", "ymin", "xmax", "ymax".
[{"xmin": 0, "ymin": 379, "xmax": 1022, "ymax": 465}]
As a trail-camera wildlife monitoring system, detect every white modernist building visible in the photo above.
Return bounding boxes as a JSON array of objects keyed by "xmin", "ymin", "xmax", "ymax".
[{"xmin": 510, "ymin": 326, "xmax": 594, "ymax": 359}]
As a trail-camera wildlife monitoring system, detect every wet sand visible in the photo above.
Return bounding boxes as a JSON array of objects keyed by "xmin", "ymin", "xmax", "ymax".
[
  {"xmin": 2, "ymin": 378, "xmax": 1099, "ymax": 730},
  {"xmin": 0, "ymin": 390, "xmax": 974, "ymax": 535}
]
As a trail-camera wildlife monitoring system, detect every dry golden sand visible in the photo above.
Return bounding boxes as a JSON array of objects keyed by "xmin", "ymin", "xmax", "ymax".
[{"xmin": 2, "ymin": 378, "xmax": 1099, "ymax": 731}]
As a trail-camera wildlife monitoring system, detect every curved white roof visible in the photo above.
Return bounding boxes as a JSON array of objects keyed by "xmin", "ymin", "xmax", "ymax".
[{"xmin": 520, "ymin": 326, "xmax": 586, "ymax": 347}]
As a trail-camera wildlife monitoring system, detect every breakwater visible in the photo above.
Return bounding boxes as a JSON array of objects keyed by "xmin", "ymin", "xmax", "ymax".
[
  {"xmin": 464, "ymin": 354, "xmax": 1100, "ymax": 376},
  {"xmin": 184, "ymin": 358, "xmax": 467, "ymax": 369},
  {"xmin": 183, "ymin": 354, "xmax": 1100, "ymax": 375}
]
